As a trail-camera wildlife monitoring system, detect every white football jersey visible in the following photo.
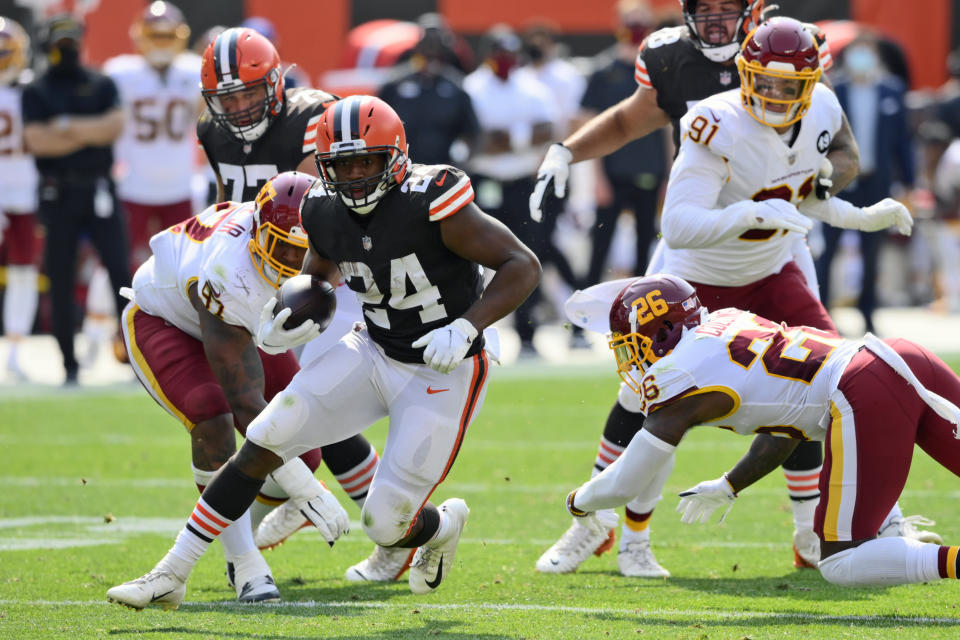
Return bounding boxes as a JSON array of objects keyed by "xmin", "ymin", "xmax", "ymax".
[
  {"xmin": 105, "ymin": 53, "xmax": 201, "ymax": 204},
  {"xmin": 661, "ymin": 84, "xmax": 843, "ymax": 286},
  {"xmin": 638, "ymin": 308, "xmax": 861, "ymax": 442},
  {"xmin": 0, "ymin": 82, "xmax": 37, "ymax": 212},
  {"xmin": 131, "ymin": 201, "xmax": 274, "ymax": 339}
]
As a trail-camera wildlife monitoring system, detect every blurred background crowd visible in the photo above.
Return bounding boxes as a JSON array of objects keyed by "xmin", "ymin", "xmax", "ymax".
[{"xmin": 1, "ymin": 0, "xmax": 959, "ymax": 381}]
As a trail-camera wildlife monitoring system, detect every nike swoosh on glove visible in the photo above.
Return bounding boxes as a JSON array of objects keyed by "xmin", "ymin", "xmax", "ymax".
[
  {"xmin": 676, "ymin": 474, "xmax": 737, "ymax": 524},
  {"xmin": 859, "ymin": 197, "xmax": 913, "ymax": 235},
  {"xmin": 256, "ymin": 298, "xmax": 321, "ymax": 356},
  {"xmin": 529, "ymin": 143, "xmax": 573, "ymax": 223},
  {"xmin": 299, "ymin": 487, "xmax": 350, "ymax": 547},
  {"xmin": 411, "ymin": 318, "xmax": 478, "ymax": 374},
  {"xmin": 744, "ymin": 199, "xmax": 813, "ymax": 235}
]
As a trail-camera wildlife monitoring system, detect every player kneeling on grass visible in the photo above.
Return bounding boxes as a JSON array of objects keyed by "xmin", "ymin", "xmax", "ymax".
[
  {"xmin": 565, "ymin": 274, "xmax": 960, "ymax": 587},
  {"xmin": 107, "ymin": 95, "xmax": 541, "ymax": 609}
]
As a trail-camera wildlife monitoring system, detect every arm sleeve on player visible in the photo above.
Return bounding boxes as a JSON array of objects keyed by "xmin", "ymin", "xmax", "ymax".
[
  {"xmin": 661, "ymin": 141, "xmax": 755, "ymax": 248},
  {"xmin": 573, "ymin": 429, "xmax": 677, "ymax": 512},
  {"xmin": 798, "ymin": 193, "xmax": 863, "ymax": 229}
]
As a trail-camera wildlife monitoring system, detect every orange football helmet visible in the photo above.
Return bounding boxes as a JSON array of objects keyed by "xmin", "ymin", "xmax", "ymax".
[
  {"xmin": 201, "ymin": 27, "xmax": 283, "ymax": 142},
  {"xmin": 314, "ymin": 95, "xmax": 409, "ymax": 214},
  {"xmin": 249, "ymin": 171, "xmax": 313, "ymax": 288}
]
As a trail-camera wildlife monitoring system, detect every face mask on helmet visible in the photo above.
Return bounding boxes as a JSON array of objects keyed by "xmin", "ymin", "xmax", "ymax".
[
  {"xmin": 682, "ymin": 0, "xmax": 762, "ymax": 63},
  {"xmin": 315, "ymin": 95, "xmax": 409, "ymax": 215},
  {"xmin": 132, "ymin": 1, "xmax": 189, "ymax": 69},
  {"xmin": 201, "ymin": 28, "xmax": 284, "ymax": 142},
  {"xmin": 248, "ymin": 172, "xmax": 313, "ymax": 288},
  {"xmin": 607, "ymin": 274, "xmax": 703, "ymax": 392},
  {"xmin": 737, "ymin": 17, "xmax": 821, "ymax": 128}
]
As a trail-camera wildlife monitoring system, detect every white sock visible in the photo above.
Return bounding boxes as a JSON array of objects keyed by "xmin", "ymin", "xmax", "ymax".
[
  {"xmin": 191, "ymin": 464, "xmax": 257, "ymax": 556},
  {"xmin": 4, "ymin": 265, "xmax": 37, "ymax": 336},
  {"xmin": 792, "ymin": 496, "xmax": 818, "ymax": 533},
  {"xmin": 250, "ymin": 472, "xmax": 290, "ymax": 530},
  {"xmin": 818, "ymin": 537, "xmax": 941, "ymax": 586},
  {"xmin": 218, "ymin": 511, "xmax": 257, "ymax": 559},
  {"xmin": 620, "ymin": 527, "xmax": 650, "ymax": 546},
  {"xmin": 878, "ymin": 501, "xmax": 904, "ymax": 533},
  {"xmin": 169, "ymin": 498, "xmax": 233, "ymax": 572}
]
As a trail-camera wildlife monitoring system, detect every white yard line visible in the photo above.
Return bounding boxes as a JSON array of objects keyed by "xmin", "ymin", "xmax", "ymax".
[{"xmin": 1, "ymin": 599, "xmax": 958, "ymax": 624}]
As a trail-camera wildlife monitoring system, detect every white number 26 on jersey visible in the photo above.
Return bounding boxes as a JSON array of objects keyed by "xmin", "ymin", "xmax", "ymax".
[{"xmin": 339, "ymin": 253, "xmax": 446, "ymax": 328}]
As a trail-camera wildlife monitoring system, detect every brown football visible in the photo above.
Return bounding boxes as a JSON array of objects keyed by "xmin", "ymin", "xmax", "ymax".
[{"xmin": 275, "ymin": 275, "xmax": 337, "ymax": 331}]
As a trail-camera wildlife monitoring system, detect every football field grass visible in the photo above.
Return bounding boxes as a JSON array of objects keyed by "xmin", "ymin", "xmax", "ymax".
[{"xmin": 2, "ymin": 361, "xmax": 960, "ymax": 639}]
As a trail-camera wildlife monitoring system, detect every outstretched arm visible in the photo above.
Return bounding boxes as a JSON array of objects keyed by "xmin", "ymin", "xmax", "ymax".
[
  {"xmin": 563, "ymin": 86, "xmax": 669, "ymax": 164},
  {"xmin": 570, "ymin": 392, "xmax": 733, "ymax": 514}
]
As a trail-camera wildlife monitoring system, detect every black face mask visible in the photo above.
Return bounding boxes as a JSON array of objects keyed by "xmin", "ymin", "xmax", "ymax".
[
  {"xmin": 525, "ymin": 43, "xmax": 545, "ymax": 63},
  {"xmin": 49, "ymin": 43, "xmax": 81, "ymax": 74}
]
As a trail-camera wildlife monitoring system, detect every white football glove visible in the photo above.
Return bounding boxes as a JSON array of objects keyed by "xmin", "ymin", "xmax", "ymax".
[
  {"xmin": 529, "ymin": 143, "xmax": 573, "ymax": 222},
  {"xmin": 411, "ymin": 318, "xmax": 478, "ymax": 374},
  {"xmin": 742, "ymin": 199, "xmax": 813, "ymax": 235},
  {"xmin": 256, "ymin": 297, "xmax": 321, "ymax": 355},
  {"xmin": 676, "ymin": 474, "xmax": 737, "ymax": 524},
  {"xmin": 298, "ymin": 486, "xmax": 350, "ymax": 546},
  {"xmin": 859, "ymin": 197, "xmax": 913, "ymax": 235}
]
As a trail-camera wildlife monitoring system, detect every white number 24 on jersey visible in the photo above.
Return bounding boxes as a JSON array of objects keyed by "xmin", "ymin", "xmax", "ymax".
[{"xmin": 339, "ymin": 253, "xmax": 446, "ymax": 329}]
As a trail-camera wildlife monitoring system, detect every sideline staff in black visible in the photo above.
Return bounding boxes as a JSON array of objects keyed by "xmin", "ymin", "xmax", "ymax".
[{"xmin": 22, "ymin": 14, "xmax": 128, "ymax": 384}]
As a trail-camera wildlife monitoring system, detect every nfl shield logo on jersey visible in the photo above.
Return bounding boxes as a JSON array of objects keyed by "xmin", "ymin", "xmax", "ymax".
[
  {"xmin": 362, "ymin": 235, "xmax": 373, "ymax": 251},
  {"xmin": 719, "ymin": 70, "xmax": 733, "ymax": 86}
]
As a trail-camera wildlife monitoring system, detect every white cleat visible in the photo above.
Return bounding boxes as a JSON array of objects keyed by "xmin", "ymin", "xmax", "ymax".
[
  {"xmin": 879, "ymin": 515, "xmax": 943, "ymax": 545},
  {"xmin": 255, "ymin": 499, "xmax": 311, "ymax": 550},
  {"xmin": 409, "ymin": 498, "xmax": 468, "ymax": 595},
  {"xmin": 345, "ymin": 545, "xmax": 416, "ymax": 582},
  {"xmin": 535, "ymin": 515, "xmax": 617, "ymax": 574},
  {"xmin": 106, "ymin": 566, "xmax": 186, "ymax": 611},
  {"xmin": 618, "ymin": 538, "xmax": 670, "ymax": 578},
  {"xmin": 793, "ymin": 527, "xmax": 821, "ymax": 569},
  {"xmin": 232, "ymin": 550, "xmax": 280, "ymax": 603}
]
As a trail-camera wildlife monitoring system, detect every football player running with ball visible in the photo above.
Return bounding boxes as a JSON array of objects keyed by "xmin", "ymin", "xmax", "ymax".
[
  {"xmin": 198, "ymin": 26, "xmax": 402, "ymax": 580},
  {"xmin": 114, "ymin": 171, "xmax": 345, "ymax": 604},
  {"xmin": 567, "ymin": 273, "xmax": 960, "ymax": 588},
  {"xmin": 106, "ymin": 96, "xmax": 540, "ymax": 608},
  {"xmin": 532, "ymin": 3, "xmax": 935, "ymax": 577}
]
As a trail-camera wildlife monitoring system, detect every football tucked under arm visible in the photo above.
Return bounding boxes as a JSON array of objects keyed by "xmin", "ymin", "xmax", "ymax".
[{"xmin": 275, "ymin": 274, "xmax": 337, "ymax": 331}]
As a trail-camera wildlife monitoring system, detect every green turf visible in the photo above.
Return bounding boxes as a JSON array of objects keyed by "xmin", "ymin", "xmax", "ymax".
[{"xmin": 2, "ymin": 362, "xmax": 960, "ymax": 639}]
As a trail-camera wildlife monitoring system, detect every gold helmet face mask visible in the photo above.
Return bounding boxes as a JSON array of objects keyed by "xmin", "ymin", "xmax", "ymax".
[
  {"xmin": 737, "ymin": 57, "xmax": 820, "ymax": 127},
  {"xmin": 0, "ymin": 18, "xmax": 28, "ymax": 86},
  {"xmin": 248, "ymin": 178, "xmax": 310, "ymax": 289},
  {"xmin": 131, "ymin": 2, "xmax": 190, "ymax": 68},
  {"xmin": 608, "ymin": 289, "xmax": 673, "ymax": 392}
]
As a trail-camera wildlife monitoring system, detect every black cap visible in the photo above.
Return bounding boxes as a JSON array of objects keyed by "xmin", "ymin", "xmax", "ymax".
[{"xmin": 41, "ymin": 14, "xmax": 84, "ymax": 48}]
